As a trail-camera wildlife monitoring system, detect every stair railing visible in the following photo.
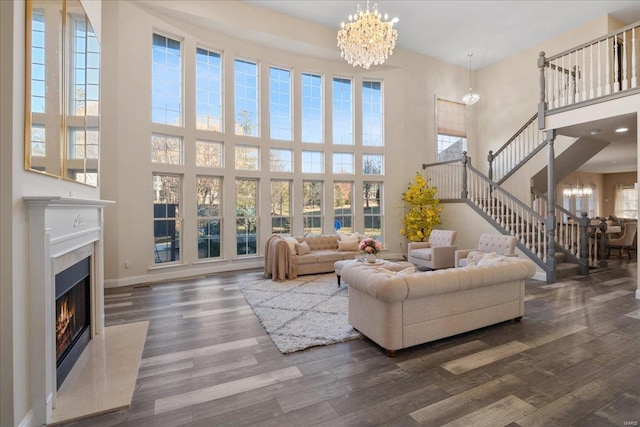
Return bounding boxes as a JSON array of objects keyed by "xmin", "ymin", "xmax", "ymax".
[
  {"xmin": 488, "ymin": 113, "xmax": 547, "ymax": 184},
  {"xmin": 423, "ymin": 153, "xmax": 553, "ymax": 277},
  {"xmin": 530, "ymin": 189, "xmax": 599, "ymax": 272},
  {"xmin": 538, "ymin": 20, "xmax": 640, "ymax": 127}
]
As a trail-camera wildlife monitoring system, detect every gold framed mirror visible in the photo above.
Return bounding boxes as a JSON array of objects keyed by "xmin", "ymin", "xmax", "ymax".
[{"xmin": 25, "ymin": 0, "xmax": 100, "ymax": 186}]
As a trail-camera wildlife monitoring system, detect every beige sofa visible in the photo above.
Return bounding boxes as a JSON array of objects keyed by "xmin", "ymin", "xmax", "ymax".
[
  {"xmin": 455, "ymin": 233, "xmax": 518, "ymax": 267},
  {"xmin": 264, "ymin": 234, "xmax": 360, "ymax": 281},
  {"xmin": 342, "ymin": 257, "xmax": 536, "ymax": 355}
]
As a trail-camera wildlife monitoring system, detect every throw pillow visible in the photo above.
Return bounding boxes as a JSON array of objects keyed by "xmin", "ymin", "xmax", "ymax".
[
  {"xmin": 477, "ymin": 252, "xmax": 506, "ymax": 266},
  {"xmin": 338, "ymin": 232, "xmax": 361, "ymax": 242},
  {"xmin": 376, "ymin": 266, "xmax": 416, "ymax": 275},
  {"xmin": 283, "ymin": 237, "xmax": 298, "ymax": 255},
  {"xmin": 397, "ymin": 266, "xmax": 416, "ymax": 275},
  {"xmin": 338, "ymin": 240, "xmax": 359, "ymax": 251},
  {"xmin": 295, "ymin": 241, "xmax": 311, "ymax": 256},
  {"xmin": 466, "ymin": 251, "xmax": 486, "ymax": 265}
]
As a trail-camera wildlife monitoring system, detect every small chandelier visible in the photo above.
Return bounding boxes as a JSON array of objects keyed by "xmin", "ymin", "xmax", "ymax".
[
  {"xmin": 462, "ymin": 53, "xmax": 480, "ymax": 106},
  {"xmin": 337, "ymin": 1, "xmax": 398, "ymax": 69},
  {"xmin": 563, "ymin": 184, "xmax": 593, "ymax": 198}
]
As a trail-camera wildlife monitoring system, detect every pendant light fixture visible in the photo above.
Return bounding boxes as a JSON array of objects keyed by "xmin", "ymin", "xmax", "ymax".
[{"xmin": 462, "ymin": 53, "xmax": 480, "ymax": 106}]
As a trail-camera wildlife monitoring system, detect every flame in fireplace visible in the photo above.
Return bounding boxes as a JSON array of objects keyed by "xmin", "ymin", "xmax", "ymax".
[{"xmin": 56, "ymin": 295, "xmax": 77, "ymax": 361}]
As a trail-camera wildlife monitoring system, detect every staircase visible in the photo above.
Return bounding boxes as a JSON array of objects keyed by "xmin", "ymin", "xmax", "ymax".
[
  {"xmin": 424, "ymin": 21, "xmax": 640, "ymax": 282},
  {"xmin": 555, "ymin": 252, "xmax": 580, "ymax": 279},
  {"xmin": 422, "ymin": 152, "xmax": 605, "ymax": 283}
]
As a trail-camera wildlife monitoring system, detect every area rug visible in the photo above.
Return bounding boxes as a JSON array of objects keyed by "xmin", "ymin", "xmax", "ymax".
[{"xmin": 238, "ymin": 273, "xmax": 362, "ymax": 353}]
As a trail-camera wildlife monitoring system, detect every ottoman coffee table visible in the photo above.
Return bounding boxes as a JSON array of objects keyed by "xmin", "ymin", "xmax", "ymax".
[{"xmin": 334, "ymin": 259, "xmax": 414, "ymax": 287}]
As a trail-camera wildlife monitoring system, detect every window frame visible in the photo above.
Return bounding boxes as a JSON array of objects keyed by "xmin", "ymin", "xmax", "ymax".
[
  {"xmin": 196, "ymin": 175, "xmax": 223, "ymax": 259},
  {"xmin": 334, "ymin": 181, "xmax": 353, "ymax": 234},
  {"xmin": 332, "ymin": 77, "xmax": 353, "ymax": 145},
  {"xmin": 152, "ymin": 32, "xmax": 183, "ymax": 127},
  {"xmin": 152, "ymin": 173, "xmax": 182, "ymax": 265},
  {"xmin": 362, "ymin": 80, "xmax": 383, "ymax": 147},
  {"xmin": 195, "ymin": 46, "xmax": 223, "ymax": 132},
  {"xmin": 235, "ymin": 178, "xmax": 259, "ymax": 256},
  {"xmin": 271, "ymin": 180, "xmax": 292, "ymax": 235},
  {"xmin": 234, "ymin": 58, "xmax": 259, "ymax": 137},
  {"xmin": 363, "ymin": 181, "xmax": 383, "ymax": 245},
  {"xmin": 269, "ymin": 66, "xmax": 292, "ymax": 141},
  {"xmin": 303, "ymin": 180, "xmax": 323, "ymax": 235},
  {"xmin": 301, "ymin": 72, "xmax": 323, "ymax": 143}
]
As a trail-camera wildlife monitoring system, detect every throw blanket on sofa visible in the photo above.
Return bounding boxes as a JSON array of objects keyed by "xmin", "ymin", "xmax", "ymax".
[{"xmin": 264, "ymin": 235, "xmax": 296, "ymax": 281}]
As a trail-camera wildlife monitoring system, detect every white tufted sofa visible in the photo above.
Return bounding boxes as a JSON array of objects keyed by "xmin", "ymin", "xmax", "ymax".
[
  {"xmin": 455, "ymin": 233, "xmax": 518, "ymax": 268},
  {"xmin": 342, "ymin": 257, "xmax": 536, "ymax": 356},
  {"xmin": 407, "ymin": 229, "xmax": 457, "ymax": 270}
]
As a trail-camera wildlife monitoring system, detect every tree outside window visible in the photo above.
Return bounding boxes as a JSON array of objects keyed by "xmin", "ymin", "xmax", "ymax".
[
  {"xmin": 303, "ymin": 181, "xmax": 323, "ymax": 235},
  {"xmin": 153, "ymin": 174, "xmax": 181, "ymax": 263},
  {"xmin": 197, "ymin": 176, "xmax": 222, "ymax": 259},
  {"xmin": 271, "ymin": 180, "xmax": 291, "ymax": 235},
  {"xmin": 334, "ymin": 182, "xmax": 353, "ymax": 233},
  {"xmin": 236, "ymin": 178, "xmax": 258, "ymax": 255}
]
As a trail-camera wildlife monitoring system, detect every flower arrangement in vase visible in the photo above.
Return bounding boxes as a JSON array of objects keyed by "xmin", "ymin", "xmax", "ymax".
[{"xmin": 359, "ymin": 238, "xmax": 382, "ymax": 263}]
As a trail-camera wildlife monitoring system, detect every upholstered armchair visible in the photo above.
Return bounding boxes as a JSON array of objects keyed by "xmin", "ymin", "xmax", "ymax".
[
  {"xmin": 607, "ymin": 222, "xmax": 637, "ymax": 259},
  {"xmin": 408, "ymin": 229, "xmax": 457, "ymax": 270},
  {"xmin": 455, "ymin": 233, "xmax": 518, "ymax": 267}
]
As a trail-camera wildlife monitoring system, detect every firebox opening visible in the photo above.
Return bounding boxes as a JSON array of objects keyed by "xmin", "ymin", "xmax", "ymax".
[{"xmin": 55, "ymin": 257, "xmax": 91, "ymax": 389}]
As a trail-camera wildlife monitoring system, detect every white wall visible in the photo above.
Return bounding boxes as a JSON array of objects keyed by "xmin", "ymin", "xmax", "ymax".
[
  {"xmin": 0, "ymin": 2, "xmax": 17, "ymax": 424},
  {"xmin": 475, "ymin": 16, "xmax": 613, "ymax": 177}
]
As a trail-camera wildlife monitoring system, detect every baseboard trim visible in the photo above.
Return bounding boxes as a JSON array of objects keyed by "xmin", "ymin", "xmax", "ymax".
[
  {"xmin": 105, "ymin": 251, "xmax": 408, "ymax": 288},
  {"xmin": 104, "ymin": 260, "xmax": 264, "ymax": 288}
]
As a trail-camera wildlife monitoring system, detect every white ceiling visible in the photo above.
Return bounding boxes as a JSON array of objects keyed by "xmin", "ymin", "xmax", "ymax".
[
  {"xmin": 242, "ymin": 1, "xmax": 640, "ymax": 69},
  {"xmin": 557, "ymin": 113, "xmax": 637, "ymax": 174},
  {"xmin": 242, "ymin": 0, "xmax": 639, "ymax": 174}
]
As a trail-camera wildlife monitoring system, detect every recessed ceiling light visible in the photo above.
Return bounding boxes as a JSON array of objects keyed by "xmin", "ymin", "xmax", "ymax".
[
  {"xmin": 615, "ymin": 127, "xmax": 629, "ymax": 133},
  {"xmin": 590, "ymin": 129, "xmax": 600, "ymax": 135}
]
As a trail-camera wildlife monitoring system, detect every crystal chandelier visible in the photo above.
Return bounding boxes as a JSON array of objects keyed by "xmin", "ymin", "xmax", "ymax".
[
  {"xmin": 462, "ymin": 53, "xmax": 480, "ymax": 106},
  {"xmin": 563, "ymin": 185, "xmax": 593, "ymax": 198},
  {"xmin": 337, "ymin": 1, "xmax": 398, "ymax": 69}
]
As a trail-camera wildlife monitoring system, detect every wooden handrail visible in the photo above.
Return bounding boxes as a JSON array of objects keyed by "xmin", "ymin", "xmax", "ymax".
[
  {"xmin": 422, "ymin": 157, "xmax": 464, "ymax": 169},
  {"xmin": 468, "ymin": 163, "xmax": 545, "ymax": 222},
  {"xmin": 489, "ymin": 113, "xmax": 537, "ymax": 159},
  {"xmin": 545, "ymin": 20, "xmax": 640, "ymax": 63}
]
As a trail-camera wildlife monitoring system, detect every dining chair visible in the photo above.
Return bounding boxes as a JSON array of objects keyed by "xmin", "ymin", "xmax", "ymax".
[{"xmin": 607, "ymin": 222, "xmax": 637, "ymax": 259}]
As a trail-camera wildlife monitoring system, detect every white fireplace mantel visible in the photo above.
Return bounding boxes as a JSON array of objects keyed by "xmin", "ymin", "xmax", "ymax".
[{"xmin": 24, "ymin": 196, "xmax": 113, "ymax": 426}]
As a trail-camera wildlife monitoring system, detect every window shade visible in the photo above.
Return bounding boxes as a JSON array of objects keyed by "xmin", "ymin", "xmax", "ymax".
[{"xmin": 437, "ymin": 98, "xmax": 466, "ymax": 138}]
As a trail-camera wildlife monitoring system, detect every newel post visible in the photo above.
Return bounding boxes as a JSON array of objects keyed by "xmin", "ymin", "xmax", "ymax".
[
  {"xmin": 578, "ymin": 212, "xmax": 589, "ymax": 275},
  {"xmin": 546, "ymin": 130, "xmax": 557, "ymax": 283},
  {"xmin": 487, "ymin": 150, "xmax": 494, "ymax": 181},
  {"xmin": 598, "ymin": 218, "xmax": 609, "ymax": 268},
  {"xmin": 461, "ymin": 151, "xmax": 469, "ymax": 199},
  {"xmin": 538, "ymin": 51, "xmax": 547, "ymax": 130}
]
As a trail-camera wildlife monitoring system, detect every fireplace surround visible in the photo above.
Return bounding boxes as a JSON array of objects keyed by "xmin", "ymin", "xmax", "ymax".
[{"xmin": 25, "ymin": 196, "xmax": 112, "ymax": 426}]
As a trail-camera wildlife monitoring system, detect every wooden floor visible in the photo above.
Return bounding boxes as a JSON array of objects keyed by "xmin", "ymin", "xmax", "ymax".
[{"xmin": 62, "ymin": 261, "xmax": 640, "ymax": 427}]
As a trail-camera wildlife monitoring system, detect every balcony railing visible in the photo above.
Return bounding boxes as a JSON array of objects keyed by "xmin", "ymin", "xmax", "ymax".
[{"xmin": 538, "ymin": 21, "xmax": 640, "ymax": 126}]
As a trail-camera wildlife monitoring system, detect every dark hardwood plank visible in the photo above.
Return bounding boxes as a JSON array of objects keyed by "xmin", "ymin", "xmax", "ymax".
[{"xmin": 60, "ymin": 261, "xmax": 640, "ymax": 426}]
